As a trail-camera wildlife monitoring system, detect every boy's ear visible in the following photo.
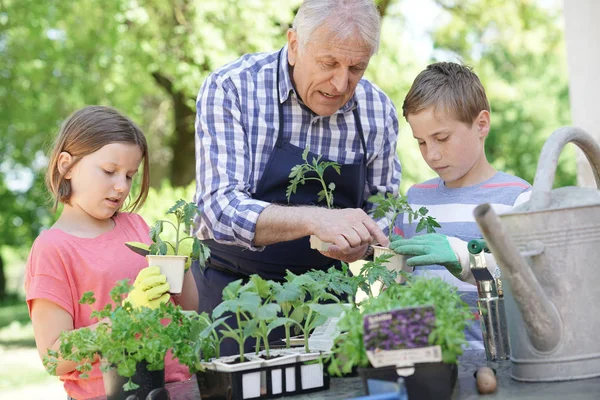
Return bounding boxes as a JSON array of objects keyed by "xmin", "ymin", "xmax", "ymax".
[
  {"xmin": 475, "ymin": 110, "xmax": 491, "ymax": 137},
  {"xmin": 57, "ymin": 151, "xmax": 74, "ymax": 178}
]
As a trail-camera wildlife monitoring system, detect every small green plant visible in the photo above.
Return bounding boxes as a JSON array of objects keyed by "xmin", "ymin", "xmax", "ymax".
[
  {"xmin": 327, "ymin": 276, "xmax": 473, "ymax": 376},
  {"xmin": 243, "ymin": 275, "xmax": 293, "ymax": 358},
  {"xmin": 173, "ymin": 311, "xmax": 220, "ymax": 372},
  {"xmin": 209, "ymin": 279, "xmax": 260, "ymax": 363},
  {"xmin": 270, "ymin": 279, "xmax": 305, "ymax": 349},
  {"xmin": 286, "ymin": 148, "xmax": 341, "ymax": 208},
  {"xmin": 306, "ymin": 263, "xmax": 368, "ymax": 305},
  {"xmin": 368, "ymin": 193, "xmax": 440, "ymax": 240},
  {"xmin": 284, "ymin": 271, "xmax": 347, "ymax": 353},
  {"xmin": 43, "ymin": 280, "xmax": 194, "ymax": 391},
  {"xmin": 357, "ymin": 253, "xmax": 406, "ymax": 297},
  {"xmin": 149, "ymin": 199, "xmax": 210, "ymax": 268}
]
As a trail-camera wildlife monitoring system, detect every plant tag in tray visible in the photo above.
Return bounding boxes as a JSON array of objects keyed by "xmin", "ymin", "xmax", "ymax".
[
  {"xmin": 308, "ymin": 316, "xmax": 343, "ymax": 352},
  {"xmin": 363, "ymin": 305, "xmax": 442, "ymax": 368}
]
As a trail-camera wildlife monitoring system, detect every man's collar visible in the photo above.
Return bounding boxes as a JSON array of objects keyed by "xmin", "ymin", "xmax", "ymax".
[{"xmin": 277, "ymin": 45, "xmax": 358, "ymax": 113}]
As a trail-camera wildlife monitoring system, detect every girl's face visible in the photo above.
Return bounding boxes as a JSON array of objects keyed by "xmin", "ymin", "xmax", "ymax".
[{"xmin": 60, "ymin": 142, "xmax": 143, "ymax": 221}]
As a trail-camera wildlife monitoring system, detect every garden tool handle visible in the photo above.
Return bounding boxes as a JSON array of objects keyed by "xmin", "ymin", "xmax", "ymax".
[
  {"xmin": 532, "ymin": 127, "xmax": 600, "ymax": 210},
  {"xmin": 468, "ymin": 239, "xmax": 489, "ymax": 255}
]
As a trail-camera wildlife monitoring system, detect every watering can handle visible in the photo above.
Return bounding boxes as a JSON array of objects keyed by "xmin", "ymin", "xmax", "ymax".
[{"xmin": 531, "ymin": 126, "xmax": 600, "ymax": 210}]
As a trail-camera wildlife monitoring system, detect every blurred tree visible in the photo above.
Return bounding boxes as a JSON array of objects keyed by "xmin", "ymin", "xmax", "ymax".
[
  {"xmin": 0, "ymin": 0, "xmax": 300, "ymax": 188},
  {"xmin": 0, "ymin": 173, "xmax": 52, "ymax": 299},
  {"xmin": 430, "ymin": 0, "xmax": 575, "ymax": 186},
  {"xmin": 0, "ymin": 0, "xmax": 574, "ymax": 294}
]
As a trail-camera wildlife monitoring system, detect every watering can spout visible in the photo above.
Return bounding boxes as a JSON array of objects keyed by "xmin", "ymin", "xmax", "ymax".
[{"xmin": 474, "ymin": 203, "xmax": 562, "ymax": 353}]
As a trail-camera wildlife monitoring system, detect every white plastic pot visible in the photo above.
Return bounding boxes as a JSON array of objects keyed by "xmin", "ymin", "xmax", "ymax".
[
  {"xmin": 309, "ymin": 235, "xmax": 331, "ymax": 251},
  {"xmin": 372, "ymin": 245, "xmax": 412, "ymax": 284},
  {"xmin": 145, "ymin": 255, "xmax": 187, "ymax": 294}
]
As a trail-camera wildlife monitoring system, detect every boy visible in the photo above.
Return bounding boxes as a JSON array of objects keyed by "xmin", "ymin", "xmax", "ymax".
[{"xmin": 391, "ymin": 62, "xmax": 531, "ymax": 349}]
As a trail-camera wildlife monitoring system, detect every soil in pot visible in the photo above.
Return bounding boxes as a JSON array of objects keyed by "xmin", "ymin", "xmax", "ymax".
[{"xmin": 102, "ymin": 360, "xmax": 165, "ymax": 400}]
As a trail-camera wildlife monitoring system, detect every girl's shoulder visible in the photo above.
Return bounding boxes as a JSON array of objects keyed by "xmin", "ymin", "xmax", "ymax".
[
  {"xmin": 113, "ymin": 212, "xmax": 150, "ymax": 238},
  {"xmin": 30, "ymin": 228, "xmax": 73, "ymax": 253},
  {"xmin": 114, "ymin": 212, "xmax": 148, "ymax": 227}
]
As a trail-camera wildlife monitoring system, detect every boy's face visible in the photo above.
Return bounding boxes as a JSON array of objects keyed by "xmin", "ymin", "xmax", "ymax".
[{"xmin": 407, "ymin": 107, "xmax": 492, "ymax": 188}]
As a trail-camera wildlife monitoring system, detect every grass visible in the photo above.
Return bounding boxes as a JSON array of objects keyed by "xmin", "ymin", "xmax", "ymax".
[
  {"xmin": 0, "ymin": 248, "xmax": 54, "ymax": 391},
  {"xmin": 0, "ymin": 296, "xmax": 35, "ymax": 348}
]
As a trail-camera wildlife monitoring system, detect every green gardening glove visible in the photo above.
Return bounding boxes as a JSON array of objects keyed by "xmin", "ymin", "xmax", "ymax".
[
  {"xmin": 389, "ymin": 233, "xmax": 462, "ymax": 278},
  {"xmin": 124, "ymin": 266, "xmax": 171, "ymax": 309}
]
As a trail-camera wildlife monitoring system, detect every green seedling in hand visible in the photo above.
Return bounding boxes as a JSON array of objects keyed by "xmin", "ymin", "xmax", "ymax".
[
  {"xmin": 369, "ymin": 193, "xmax": 440, "ymax": 240},
  {"xmin": 149, "ymin": 199, "xmax": 210, "ymax": 269},
  {"xmin": 287, "ymin": 147, "xmax": 341, "ymax": 209}
]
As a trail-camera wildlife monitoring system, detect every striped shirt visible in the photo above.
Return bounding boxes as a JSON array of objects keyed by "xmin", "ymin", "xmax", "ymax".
[
  {"xmin": 396, "ymin": 171, "xmax": 531, "ymax": 347},
  {"xmin": 194, "ymin": 45, "xmax": 401, "ymax": 249}
]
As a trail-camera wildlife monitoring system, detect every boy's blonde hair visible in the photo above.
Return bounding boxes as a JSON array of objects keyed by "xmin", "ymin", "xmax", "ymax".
[
  {"xmin": 46, "ymin": 105, "xmax": 150, "ymax": 212},
  {"xmin": 402, "ymin": 62, "xmax": 490, "ymax": 125}
]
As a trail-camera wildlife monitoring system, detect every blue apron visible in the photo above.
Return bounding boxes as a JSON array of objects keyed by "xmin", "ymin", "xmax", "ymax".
[{"xmin": 192, "ymin": 49, "xmax": 368, "ymax": 355}]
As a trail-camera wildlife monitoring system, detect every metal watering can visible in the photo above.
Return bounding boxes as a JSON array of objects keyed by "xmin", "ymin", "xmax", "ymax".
[{"xmin": 474, "ymin": 127, "xmax": 600, "ymax": 382}]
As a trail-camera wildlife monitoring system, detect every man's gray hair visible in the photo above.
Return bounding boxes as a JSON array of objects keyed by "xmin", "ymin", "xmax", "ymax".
[{"xmin": 292, "ymin": 0, "xmax": 381, "ymax": 55}]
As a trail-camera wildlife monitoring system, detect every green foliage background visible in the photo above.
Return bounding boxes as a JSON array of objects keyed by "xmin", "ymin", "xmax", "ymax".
[{"xmin": 0, "ymin": 0, "xmax": 576, "ymax": 297}]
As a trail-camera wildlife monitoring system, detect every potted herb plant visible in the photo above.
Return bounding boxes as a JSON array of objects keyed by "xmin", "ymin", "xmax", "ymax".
[
  {"xmin": 327, "ymin": 271, "xmax": 473, "ymax": 400},
  {"xmin": 127, "ymin": 199, "xmax": 210, "ymax": 294},
  {"xmin": 43, "ymin": 280, "xmax": 195, "ymax": 400},
  {"xmin": 368, "ymin": 193, "xmax": 440, "ymax": 282},
  {"xmin": 286, "ymin": 148, "xmax": 340, "ymax": 251}
]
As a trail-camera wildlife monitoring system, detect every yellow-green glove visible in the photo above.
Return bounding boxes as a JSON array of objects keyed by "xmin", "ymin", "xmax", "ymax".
[
  {"xmin": 390, "ymin": 233, "xmax": 462, "ymax": 278},
  {"xmin": 125, "ymin": 266, "xmax": 170, "ymax": 309}
]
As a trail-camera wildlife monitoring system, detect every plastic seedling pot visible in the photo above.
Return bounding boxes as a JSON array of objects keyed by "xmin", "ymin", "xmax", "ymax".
[
  {"xmin": 145, "ymin": 255, "xmax": 187, "ymax": 294},
  {"xmin": 372, "ymin": 246, "xmax": 412, "ymax": 284},
  {"xmin": 358, "ymin": 362, "xmax": 457, "ymax": 400},
  {"xmin": 101, "ymin": 360, "xmax": 165, "ymax": 400},
  {"xmin": 309, "ymin": 235, "xmax": 331, "ymax": 251}
]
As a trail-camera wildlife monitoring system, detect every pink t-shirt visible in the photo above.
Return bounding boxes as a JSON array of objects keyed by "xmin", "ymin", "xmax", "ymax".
[{"xmin": 25, "ymin": 212, "xmax": 190, "ymax": 400}]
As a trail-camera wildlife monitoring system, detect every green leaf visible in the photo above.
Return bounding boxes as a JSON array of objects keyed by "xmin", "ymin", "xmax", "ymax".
[
  {"xmin": 149, "ymin": 220, "xmax": 163, "ymax": 243},
  {"xmin": 302, "ymin": 147, "xmax": 310, "ymax": 161},
  {"xmin": 212, "ymin": 299, "xmax": 238, "ymax": 318},
  {"xmin": 266, "ymin": 317, "xmax": 294, "ymax": 334},
  {"xmin": 167, "ymin": 199, "xmax": 187, "ymax": 215},
  {"xmin": 290, "ymin": 306, "xmax": 306, "ymax": 324},
  {"xmin": 307, "ymin": 303, "xmax": 346, "ymax": 318},
  {"xmin": 222, "ymin": 280, "xmax": 244, "ymax": 301},
  {"xmin": 256, "ymin": 303, "xmax": 280, "ymax": 320}
]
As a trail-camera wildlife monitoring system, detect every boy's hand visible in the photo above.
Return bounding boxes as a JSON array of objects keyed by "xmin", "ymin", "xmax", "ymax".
[
  {"xmin": 389, "ymin": 234, "xmax": 463, "ymax": 278},
  {"xmin": 125, "ymin": 266, "xmax": 170, "ymax": 309}
]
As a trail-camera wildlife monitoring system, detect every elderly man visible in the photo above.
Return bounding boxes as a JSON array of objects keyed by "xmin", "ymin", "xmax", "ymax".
[{"xmin": 193, "ymin": 0, "xmax": 401, "ymax": 354}]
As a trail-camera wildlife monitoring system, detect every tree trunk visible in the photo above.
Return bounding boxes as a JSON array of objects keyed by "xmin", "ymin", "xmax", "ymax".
[
  {"xmin": 0, "ymin": 254, "xmax": 5, "ymax": 301},
  {"xmin": 152, "ymin": 71, "xmax": 196, "ymax": 187}
]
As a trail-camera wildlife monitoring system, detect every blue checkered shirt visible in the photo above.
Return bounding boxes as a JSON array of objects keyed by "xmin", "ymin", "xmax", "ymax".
[{"xmin": 194, "ymin": 45, "xmax": 401, "ymax": 249}]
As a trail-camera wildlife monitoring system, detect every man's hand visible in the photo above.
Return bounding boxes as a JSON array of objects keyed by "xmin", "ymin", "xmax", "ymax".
[
  {"xmin": 124, "ymin": 266, "xmax": 171, "ymax": 309},
  {"xmin": 389, "ymin": 234, "xmax": 462, "ymax": 278},
  {"xmin": 320, "ymin": 243, "xmax": 370, "ymax": 263},
  {"xmin": 310, "ymin": 208, "xmax": 389, "ymax": 254}
]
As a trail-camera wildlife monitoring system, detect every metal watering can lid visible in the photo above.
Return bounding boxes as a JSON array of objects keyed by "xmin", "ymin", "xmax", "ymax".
[{"xmin": 510, "ymin": 127, "xmax": 600, "ymax": 213}]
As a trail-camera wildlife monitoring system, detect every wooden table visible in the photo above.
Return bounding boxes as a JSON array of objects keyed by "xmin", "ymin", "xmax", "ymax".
[{"xmin": 99, "ymin": 350, "xmax": 600, "ymax": 399}]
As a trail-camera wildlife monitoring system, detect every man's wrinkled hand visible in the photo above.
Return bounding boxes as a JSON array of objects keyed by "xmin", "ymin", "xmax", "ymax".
[
  {"xmin": 320, "ymin": 243, "xmax": 369, "ymax": 263},
  {"xmin": 310, "ymin": 208, "xmax": 388, "ymax": 252},
  {"xmin": 389, "ymin": 233, "xmax": 462, "ymax": 278},
  {"xmin": 124, "ymin": 266, "xmax": 170, "ymax": 309}
]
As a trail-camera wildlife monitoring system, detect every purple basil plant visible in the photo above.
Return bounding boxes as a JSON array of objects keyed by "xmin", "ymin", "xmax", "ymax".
[{"xmin": 363, "ymin": 306, "xmax": 435, "ymax": 351}]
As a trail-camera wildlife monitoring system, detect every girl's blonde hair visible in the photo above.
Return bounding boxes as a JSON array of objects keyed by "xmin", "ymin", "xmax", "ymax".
[{"xmin": 46, "ymin": 105, "xmax": 150, "ymax": 212}]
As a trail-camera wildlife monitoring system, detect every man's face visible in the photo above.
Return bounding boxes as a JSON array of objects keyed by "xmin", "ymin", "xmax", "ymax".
[
  {"xmin": 287, "ymin": 27, "xmax": 372, "ymax": 116},
  {"xmin": 408, "ymin": 107, "xmax": 490, "ymax": 188}
]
